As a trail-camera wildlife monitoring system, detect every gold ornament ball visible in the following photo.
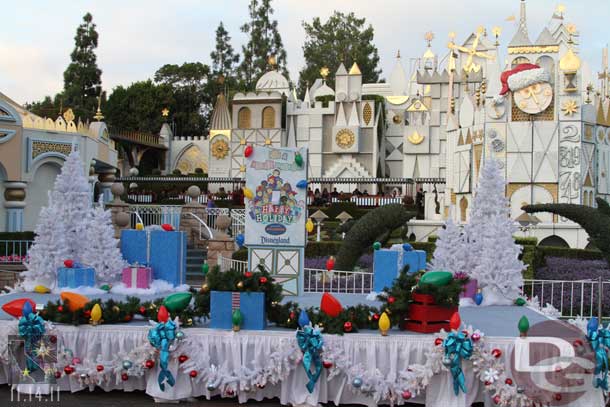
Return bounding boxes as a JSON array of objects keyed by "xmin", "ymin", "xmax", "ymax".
[
  {"xmin": 237, "ymin": 281, "xmax": 244, "ymax": 289},
  {"xmin": 201, "ymin": 284, "xmax": 209, "ymax": 293},
  {"xmin": 187, "ymin": 318, "xmax": 193, "ymax": 326},
  {"xmin": 112, "ymin": 306, "xmax": 120, "ymax": 313}
]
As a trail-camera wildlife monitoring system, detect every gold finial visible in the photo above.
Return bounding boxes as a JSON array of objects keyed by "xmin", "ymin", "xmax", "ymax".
[
  {"xmin": 566, "ymin": 23, "xmax": 577, "ymax": 44},
  {"xmin": 396, "ymin": 49, "xmax": 401, "ymax": 59},
  {"xmin": 492, "ymin": 26, "xmax": 502, "ymax": 46},
  {"xmin": 161, "ymin": 108, "xmax": 170, "ymax": 117},
  {"xmin": 448, "ymin": 32, "xmax": 456, "ymax": 41},
  {"xmin": 268, "ymin": 55, "xmax": 277, "ymax": 67},
  {"xmin": 63, "ymin": 108, "xmax": 75, "ymax": 123},
  {"xmin": 320, "ymin": 66, "xmax": 329, "ymax": 79},
  {"xmin": 556, "ymin": 4, "xmax": 566, "ymax": 19},
  {"xmin": 93, "ymin": 92, "xmax": 104, "ymax": 121},
  {"xmin": 476, "ymin": 26, "xmax": 485, "ymax": 35},
  {"xmin": 424, "ymin": 31, "xmax": 435, "ymax": 47}
]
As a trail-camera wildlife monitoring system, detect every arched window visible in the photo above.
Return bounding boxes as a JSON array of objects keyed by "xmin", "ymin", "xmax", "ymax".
[
  {"xmin": 538, "ymin": 235, "xmax": 570, "ymax": 248},
  {"xmin": 511, "ymin": 57, "xmax": 531, "ymax": 68},
  {"xmin": 536, "ymin": 56, "xmax": 555, "ymax": 84},
  {"xmin": 238, "ymin": 107, "xmax": 251, "ymax": 129},
  {"xmin": 262, "ymin": 106, "xmax": 275, "ymax": 129},
  {"xmin": 459, "ymin": 196, "xmax": 468, "ymax": 222}
]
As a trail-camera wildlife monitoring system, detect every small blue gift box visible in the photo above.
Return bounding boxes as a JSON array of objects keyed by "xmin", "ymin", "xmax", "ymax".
[
  {"xmin": 210, "ymin": 291, "xmax": 266, "ymax": 330},
  {"xmin": 57, "ymin": 264, "xmax": 95, "ymax": 288},
  {"xmin": 373, "ymin": 246, "xmax": 426, "ymax": 292},
  {"xmin": 120, "ymin": 230, "xmax": 186, "ymax": 286}
]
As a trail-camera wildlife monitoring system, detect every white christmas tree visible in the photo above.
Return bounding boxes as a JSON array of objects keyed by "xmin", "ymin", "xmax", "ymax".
[
  {"xmin": 22, "ymin": 149, "xmax": 126, "ymax": 290},
  {"xmin": 429, "ymin": 216, "xmax": 469, "ymax": 276},
  {"xmin": 464, "ymin": 158, "xmax": 525, "ymax": 305},
  {"xmin": 82, "ymin": 198, "xmax": 127, "ymax": 284}
]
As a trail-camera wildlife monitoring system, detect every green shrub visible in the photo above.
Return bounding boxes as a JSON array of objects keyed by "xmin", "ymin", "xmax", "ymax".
[
  {"xmin": 411, "ymin": 242, "xmax": 436, "ymax": 262},
  {"xmin": 309, "ymin": 202, "xmax": 366, "ymax": 220},
  {"xmin": 335, "ymin": 204, "xmax": 415, "ymax": 270},
  {"xmin": 515, "ymin": 236, "xmax": 538, "ymax": 246},
  {"xmin": 427, "ymin": 235, "xmax": 438, "ymax": 243},
  {"xmin": 305, "ymin": 241, "xmax": 342, "ymax": 258},
  {"xmin": 172, "ymin": 169, "xmax": 182, "ymax": 175},
  {"xmin": 521, "ymin": 245, "xmax": 536, "ymax": 280},
  {"xmin": 232, "ymin": 248, "xmax": 248, "ymax": 262}
]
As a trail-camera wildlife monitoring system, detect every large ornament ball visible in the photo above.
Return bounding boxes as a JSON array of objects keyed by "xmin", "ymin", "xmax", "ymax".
[
  {"xmin": 178, "ymin": 354, "xmax": 188, "ymax": 364},
  {"xmin": 343, "ymin": 321, "xmax": 353, "ymax": 333},
  {"xmin": 57, "ymin": 305, "xmax": 64, "ymax": 312},
  {"xmin": 145, "ymin": 360, "xmax": 155, "ymax": 369},
  {"xmin": 201, "ymin": 283, "xmax": 210, "ymax": 293},
  {"xmin": 471, "ymin": 332, "xmax": 481, "ymax": 342},
  {"xmin": 434, "ymin": 338, "xmax": 443, "ymax": 346},
  {"xmin": 176, "ymin": 331, "xmax": 185, "ymax": 340},
  {"xmin": 491, "ymin": 348, "xmax": 502, "ymax": 359},
  {"xmin": 442, "ymin": 356, "xmax": 452, "ymax": 367},
  {"xmin": 96, "ymin": 365, "xmax": 104, "ymax": 372},
  {"xmin": 64, "ymin": 366, "xmax": 74, "ymax": 375},
  {"xmin": 323, "ymin": 361, "xmax": 333, "ymax": 369},
  {"xmin": 401, "ymin": 390, "xmax": 412, "ymax": 400},
  {"xmin": 259, "ymin": 276, "xmax": 268, "ymax": 284},
  {"xmin": 352, "ymin": 377, "xmax": 363, "ymax": 388},
  {"xmin": 189, "ymin": 370, "xmax": 198, "ymax": 378},
  {"xmin": 373, "ymin": 241, "xmax": 381, "ymax": 251},
  {"xmin": 54, "ymin": 371, "xmax": 62, "ymax": 379},
  {"xmin": 387, "ymin": 296, "xmax": 396, "ymax": 304},
  {"xmin": 121, "ymin": 373, "xmax": 129, "ymax": 381},
  {"xmin": 245, "ymin": 271, "xmax": 253, "ymax": 278},
  {"xmin": 112, "ymin": 305, "xmax": 120, "ymax": 313},
  {"xmin": 554, "ymin": 393, "xmax": 562, "ymax": 401},
  {"xmin": 122, "ymin": 360, "xmax": 133, "ymax": 370},
  {"xmin": 505, "ymin": 378, "xmax": 513, "ymax": 385},
  {"xmin": 237, "ymin": 281, "xmax": 244, "ymax": 289},
  {"xmin": 207, "ymin": 383, "xmax": 217, "ymax": 392}
]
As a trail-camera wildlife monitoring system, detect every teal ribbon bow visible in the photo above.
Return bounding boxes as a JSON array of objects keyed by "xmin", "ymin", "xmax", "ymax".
[
  {"xmin": 296, "ymin": 326, "xmax": 324, "ymax": 393},
  {"xmin": 148, "ymin": 320, "xmax": 177, "ymax": 391},
  {"xmin": 18, "ymin": 312, "xmax": 45, "ymax": 372},
  {"xmin": 443, "ymin": 332, "xmax": 473, "ymax": 395},
  {"xmin": 588, "ymin": 328, "xmax": 609, "ymax": 391}
]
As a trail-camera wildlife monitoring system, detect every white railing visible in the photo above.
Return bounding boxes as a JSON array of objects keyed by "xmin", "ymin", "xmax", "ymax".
[
  {"xmin": 521, "ymin": 278, "xmax": 610, "ymax": 319},
  {"xmin": 306, "ymin": 196, "xmax": 403, "ymax": 207},
  {"xmin": 231, "ymin": 209, "xmax": 245, "ymax": 236},
  {"xmin": 128, "ymin": 205, "xmax": 182, "ymax": 230},
  {"xmin": 127, "ymin": 194, "xmax": 154, "ymax": 203},
  {"xmin": 218, "ymin": 255, "xmax": 247, "ymax": 273},
  {"xmin": 304, "ymin": 268, "xmax": 373, "ymax": 294},
  {"xmin": 186, "ymin": 212, "xmax": 214, "ymax": 240},
  {"xmin": 0, "ymin": 240, "xmax": 33, "ymax": 264},
  {"xmin": 205, "ymin": 207, "xmax": 230, "ymax": 230}
]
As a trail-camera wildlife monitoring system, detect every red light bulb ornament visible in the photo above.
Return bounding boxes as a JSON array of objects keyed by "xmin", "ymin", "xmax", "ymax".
[
  {"xmin": 244, "ymin": 145, "xmax": 253, "ymax": 158},
  {"xmin": 326, "ymin": 256, "xmax": 335, "ymax": 272},
  {"xmin": 157, "ymin": 305, "xmax": 169, "ymax": 323},
  {"xmin": 449, "ymin": 312, "xmax": 461, "ymax": 331}
]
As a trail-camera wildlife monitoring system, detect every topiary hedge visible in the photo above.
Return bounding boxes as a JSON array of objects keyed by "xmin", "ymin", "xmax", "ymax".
[
  {"xmin": 305, "ymin": 241, "xmax": 343, "ymax": 258},
  {"xmin": 334, "ymin": 204, "xmax": 415, "ymax": 271}
]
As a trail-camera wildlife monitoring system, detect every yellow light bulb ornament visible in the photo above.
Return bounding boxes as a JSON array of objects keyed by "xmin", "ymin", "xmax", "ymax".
[
  {"xmin": 379, "ymin": 312, "xmax": 391, "ymax": 336},
  {"xmin": 306, "ymin": 218, "xmax": 314, "ymax": 233},
  {"xmin": 135, "ymin": 223, "xmax": 144, "ymax": 231},
  {"xmin": 90, "ymin": 303, "xmax": 102, "ymax": 326},
  {"xmin": 244, "ymin": 187, "xmax": 254, "ymax": 200}
]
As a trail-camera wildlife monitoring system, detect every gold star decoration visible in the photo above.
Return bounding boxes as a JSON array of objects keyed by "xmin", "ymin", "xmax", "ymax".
[
  {"xmin": 35, "ymin": 343, "xmax": 50, "ymax": 358},
  {"xmin": 320, "ymin": 66, "xmax": 330, "ymax": 79},
  {"xmin": 161, "ymin": 108, "xmax": 170, "ymax": 117},
  {"xmin": 264, "ymin": 138, "xmax": 272, "ymax": 145},
  {"xmin": 562, "ymin": 100, "xmax": 579, "ymax": 116},
  {"xmin": 21, "ymin": 368, "xmax": 31, "ymax": 378}
]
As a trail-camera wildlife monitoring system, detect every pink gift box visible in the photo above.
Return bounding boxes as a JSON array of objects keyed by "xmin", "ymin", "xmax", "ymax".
[
  {"xmin": 122, "ymin": 265, "xmax": 152, "ymax": 289},
  {"xmin": 460, "ymin": 279, "xmax": 478, "ymax": 299}
]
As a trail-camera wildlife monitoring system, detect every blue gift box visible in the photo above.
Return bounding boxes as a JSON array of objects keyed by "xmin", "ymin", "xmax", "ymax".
[
  {"xmin": 210, "ymin": 291, "xmax": 266, "ymax": 330},
  {"xmin": 120, "ymin": 230, "xmax": 186, "ymax": 286},
  {"xmin": 373, "ymin": 248, "xmax": 427, "ymax": 292},
  {"xmin": 57, "ymin": 266, "xmax": 95, "ymax": 288}
]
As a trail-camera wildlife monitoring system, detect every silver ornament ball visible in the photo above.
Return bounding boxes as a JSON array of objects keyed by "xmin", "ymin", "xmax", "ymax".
[
  {"xmin": 516, "ymin": 386, "xmax": 525, "ymax": 394},
  {"xmin": 442, "ymin": 356, "xmax": 452, "ymax": 367},
  {"xmin": 352, "ymin": 377, "xmax": 363, "ymax": 388},
  {"xmin": 80, "ymin": 373, "xmax": 88, "ymax": 380},
  {"xmin": 207, "ymin": 383, "xmax": 217, "ymax": 392},
  {"xmin": 122, "ymin": 360, "xmax": 133, "ymax": 370},
  {"xmin": 176, "ymin": 331, "xmax": 185, "ymax": 340}
]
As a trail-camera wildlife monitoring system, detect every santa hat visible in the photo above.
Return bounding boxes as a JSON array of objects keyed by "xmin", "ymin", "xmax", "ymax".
[{"xmin": 499, "ymin": 63, "xmax": 550, "ymax": 96}]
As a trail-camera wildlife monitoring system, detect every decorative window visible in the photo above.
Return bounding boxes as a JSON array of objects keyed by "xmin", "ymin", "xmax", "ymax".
[
  {"xmin": 262, "ymin": 106, "xmax": 275, "ymax": 129},
  {"xmin": 536, "ymin": 56, "xmax": 555, "ymax": 84},
  {"xmin": 238, "ymin": 107, "xmax": 251, "ymax": 129},
  {"xmin": 511, "ymin": 57, "xmax": 531, "ymax": 68}
]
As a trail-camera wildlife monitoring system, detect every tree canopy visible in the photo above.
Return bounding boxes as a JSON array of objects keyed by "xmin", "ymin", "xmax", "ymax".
[
  {"xmin": 298, "ymin": 11, "xmax": 381, "ymax": 96},
  {"xmin": 239, "ymin": 0, "xmax": 289, "ymax": 90}
]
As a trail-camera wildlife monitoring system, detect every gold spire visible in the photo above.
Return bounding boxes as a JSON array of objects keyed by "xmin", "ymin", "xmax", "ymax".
[
  {"xmin": 348, "ymin": 62, "xmax": 361, "ymax": 75},
  {"xmin": 268, "ymin": 55, "xmax": 277, "ymax": 68},
  {"xmin": 93, "ymin": 92, "xmax": 104, "ymax": 121},
  {"xmin": 320, "ymin": 66, "xmax": 330, "ymax": 80}
]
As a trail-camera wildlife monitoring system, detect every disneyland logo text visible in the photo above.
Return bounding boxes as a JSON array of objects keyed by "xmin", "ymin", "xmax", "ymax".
[{"xmin": 260, "ymin": 236, "xmax": 291, "ymax": 244}]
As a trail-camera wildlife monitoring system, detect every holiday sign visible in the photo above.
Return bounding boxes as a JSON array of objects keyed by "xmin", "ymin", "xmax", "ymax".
[{"xmin": 244, "ymin": 146, "xmax": 308, "ymax": 247}]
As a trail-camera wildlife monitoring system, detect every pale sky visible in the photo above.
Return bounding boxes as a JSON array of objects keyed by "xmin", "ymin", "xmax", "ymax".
[{"xmin": 1, "ymin": 0, "xmax": 608, "ymax": 104}]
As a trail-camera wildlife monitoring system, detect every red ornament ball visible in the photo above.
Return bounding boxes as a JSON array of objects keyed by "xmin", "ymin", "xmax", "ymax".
[
  {"xmin": 124, "ymin": 315, "xmax": 132, "ymax": 322},
  {"xmin": 178, "ymin": 354, "xmax": 188, "ymax": 364},
  {"xmin": 323, "ymin": 361, "xmax": 333, "ymax": 369},
  {"xmin": 139, "ymin": 306, "xmax": 146, "ymax": 314},
  {"xmin": 259, "ymin": 276, "xmax": 268, "ymax": 284},
  {"xmin": 83, "ymin": 310, "xmax": 91, "ymax": 318},
  {"xmin": 505, "ymin": 378, "xmax": 513, "ymax": 385},
  {"xmin": 189, "ymin": 370, "xmax": 198, "ymax": 378},
  {"xmin": 245, "ymin": 271, "xmax": 253, "ymax": 278},
  {"xmin": 57, "ymin": 306, "xmax": 64, "ymax": 312},
  {"xmin": 145, "ymin": 360, "xmax": 155, "ymax": 369},
  {"xmin": 554, "ymin": 393, "xmax": 562, "ymax": 401},
  {"xmin": 484, "ymin": 380, "xmax": 491, "ymax": 386},
  {"xmin": 63, "ymin": 366, "xmax": 74, "ymax": 375},
  {"xmin": 434, "ymin": 338, "xmax": 443, "ymax": 346},
  {"xmin": 373, "ymin": 313, "xmax": 380, "ymax": 321},
  {"xmin": 225, "ymin": 388, "xmax": 235, "ymax": 396},
  {"xmin": 387, "ymin": 296, "xmax": 396, "ymax": 304},
  {"xmin": 64, "ymin": 259, "xmax": 74, "ymax": 268},
  {"xmin": 471, "ymin": 332, "xmax": 481, "ymax": 342},
  {"xmin": 96, "ymin": 365, "xmax": 104, "ymax": 372},
  {"xmin": 401, "ymin": 390, "xmax": 412, "ymax": 400},
  {"xmin": 49, "ymin": 335, "xmax": 57, "ymax": 344},
  {"xmin": 343, "ymin": 321, "xmax": 353, "ymax": 333},
  {"xmin": 491, "ymin": 348, "xmax": 502, "ymax": 359},
  {"xmin": 121, "ymin": 373, "xmax": 129, "ymax": 381},
  {"xmin": 289, "ymin": 312, "xmax": 296, "ymax": 320},
  {"xmin": 493, "ymin": 395, "xmax": 501, "ymax": 404},
  {"xmin": 54, "ymin": 371, "xmax": 62, "ymax": 379}
]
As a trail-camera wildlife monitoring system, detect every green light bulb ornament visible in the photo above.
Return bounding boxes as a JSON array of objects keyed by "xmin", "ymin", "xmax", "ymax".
[
  {"xmin": 518, "ymin": 315, "xmax": 529, "ymax": 337},
  {"xmin": 294, "ymin": 152, "xmax": 303, "ymax": 167},
  {"xmin": 232, "ymin": 309, "xmax": 243, "ymax": 332},
  {"xmin": 202, "ymin": 263, "xmax": 209, "ymax": 275}
]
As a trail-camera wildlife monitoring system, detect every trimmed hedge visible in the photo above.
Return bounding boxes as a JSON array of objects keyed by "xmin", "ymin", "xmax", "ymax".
[
  {"xmin": 305, "ymin": 241, "xmax": 343, "ymax": 258},
  {"xmin": 0, "ymin": 232, "xmax": 35, "ymax": 240},
  {"xmin": 515, "ymin": 236, "xmax": 538, "ymax": 246}
]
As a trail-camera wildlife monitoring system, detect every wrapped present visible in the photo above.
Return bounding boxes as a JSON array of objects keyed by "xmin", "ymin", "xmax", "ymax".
[
  {"xmin": 404, "ymin": 293, "xmax": 457, "ymax": 333},
  {"xmin": 373, "ymin": 246, "xmax": 427, "ymax": 292},
  {"xmin": 460, "ymin": 279, "xmax": 478, "ymax": 300},
  {"xmin": 120, "ymin": 230, "xmax": 186, "ymax": 286},
  {"xmin": 57, "ymin": 264, "xmax": 95, "ymax": 288},
  {"xmin": 121, "ymin": 264, "xmax": 153, "ymax": 289},
  {"xmin": 210, "ymin": 291, "xmax": 266, "ymax": 330}
]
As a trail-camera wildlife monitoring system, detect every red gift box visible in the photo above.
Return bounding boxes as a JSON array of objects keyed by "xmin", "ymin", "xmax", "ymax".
[{"xmin": 403, "ymin": 293, "xmax": 458, "ymax": 333}]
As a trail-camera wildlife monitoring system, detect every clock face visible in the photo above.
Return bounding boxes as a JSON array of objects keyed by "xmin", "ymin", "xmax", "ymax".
[
  {"xmin": 335, "ymin": 129, "xmax": 355, "ymax": 149},
  {"xmin": 513, "ymin": 82, "xmax": 553, "ymax": 115},
  {"xmin": 211, "ymin": 138, "xmax": 229, "ymax": 159}
]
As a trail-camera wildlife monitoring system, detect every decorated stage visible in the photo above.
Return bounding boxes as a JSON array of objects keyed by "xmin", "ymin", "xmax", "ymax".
[{"xmin": 0, "ymin": 295, "xmax": 604, "ymax": 406}]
